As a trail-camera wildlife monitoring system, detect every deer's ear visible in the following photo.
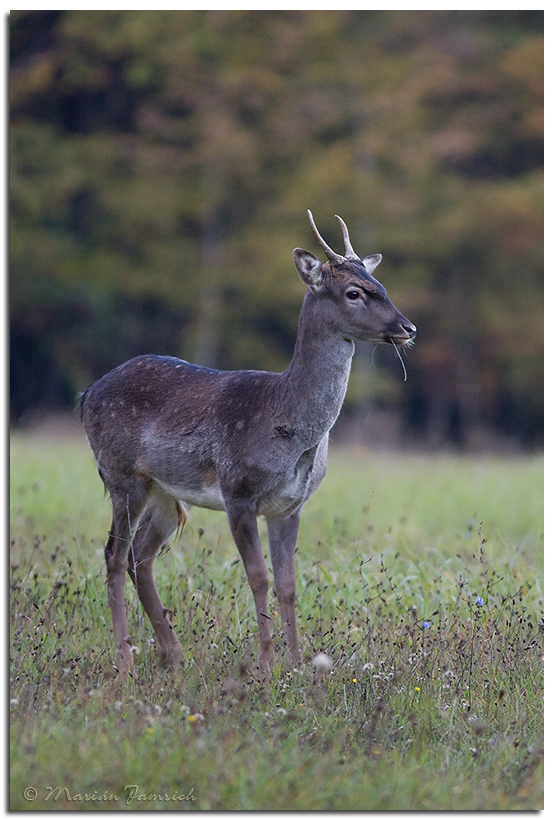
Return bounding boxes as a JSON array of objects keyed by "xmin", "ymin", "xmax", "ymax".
[
  {"xmin": 362, "ymin": 254, "xmax": 382, "ymax": 276},
  {"xmin": 293, "ymin": 249, "xmax": 324, "ymax": 288}
]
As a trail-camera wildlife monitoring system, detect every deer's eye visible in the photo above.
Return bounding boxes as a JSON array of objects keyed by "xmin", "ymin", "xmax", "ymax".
[{"xmin": 346, "ymin": 290, "xmax": 361, "ymax": 301}]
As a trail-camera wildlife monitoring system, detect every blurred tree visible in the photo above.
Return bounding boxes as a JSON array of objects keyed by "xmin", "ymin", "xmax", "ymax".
[{"xmin": 10, "ymin": 10, "xmax": 543, "ymax": 447}]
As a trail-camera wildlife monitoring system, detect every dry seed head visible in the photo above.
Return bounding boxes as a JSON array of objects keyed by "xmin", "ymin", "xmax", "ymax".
[{"xmin": 313, "ymin": 652, "xmax": 333, "ymax": 672}]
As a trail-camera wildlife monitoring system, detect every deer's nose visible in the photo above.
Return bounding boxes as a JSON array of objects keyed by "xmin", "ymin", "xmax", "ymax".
[{"xmin": 403, "ymin": 321, "xmax": 417, "ymax": 338}]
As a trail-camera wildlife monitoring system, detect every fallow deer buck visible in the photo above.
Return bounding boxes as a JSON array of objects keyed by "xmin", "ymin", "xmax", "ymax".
[{"xmin": 80, "ymin": 211, "xmax": 416, "ymax": 675}]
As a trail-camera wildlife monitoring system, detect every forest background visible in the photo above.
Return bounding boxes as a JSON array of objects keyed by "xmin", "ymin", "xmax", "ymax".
[{"xmin": 9, "ymin": 10, "xmax": 544, "ymax": 450}]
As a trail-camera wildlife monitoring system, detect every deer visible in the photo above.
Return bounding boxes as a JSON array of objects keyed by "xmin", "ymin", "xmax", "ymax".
[{"xmin": 80, "ymin": 210, "xmax": 416, "ymax": 676}]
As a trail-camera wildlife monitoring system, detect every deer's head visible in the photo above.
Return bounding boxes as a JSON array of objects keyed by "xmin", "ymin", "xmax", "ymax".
[{"xmin": 293, "ymin": 211, "xmax": 416, "ymax": 348}]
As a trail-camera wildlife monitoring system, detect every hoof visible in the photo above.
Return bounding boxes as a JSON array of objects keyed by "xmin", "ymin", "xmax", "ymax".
[
  {"xmin": 159, "ymin": 644, "xmax": 184, "ymax": 671},
  {"xmin": 113, "ymin": 643, "xmax": 134, "ymax": 676}
]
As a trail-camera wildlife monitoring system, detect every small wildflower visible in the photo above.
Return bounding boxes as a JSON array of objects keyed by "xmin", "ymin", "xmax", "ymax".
[
  {"xmin": 352, "ymin": 678, "xmax": 357, "ymax": 683},
  {"xmin": 415, "ymin": 686, "xmax": 420, "ymax": 692},
  {"xmin": 422, "ymin": 621, "xmax": 430, "ymax": 629},
  {"xmin": 476, "ymin": 596, "xmax": 484, "ymax": 607}
]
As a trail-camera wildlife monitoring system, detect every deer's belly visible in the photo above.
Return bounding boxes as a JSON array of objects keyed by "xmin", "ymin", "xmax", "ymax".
[
  {"xmin": 154, "ymin": 476, "xmax": 227, "ymax": 513},
  {"xmin": 150, "ymin": 445, "xmax": 323, "ymax": 519}
]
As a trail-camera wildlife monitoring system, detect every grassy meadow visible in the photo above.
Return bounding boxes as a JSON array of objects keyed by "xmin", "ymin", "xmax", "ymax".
[{"xmin": 10, "ymin": 429, "xmax": 543, "ymax": 810}]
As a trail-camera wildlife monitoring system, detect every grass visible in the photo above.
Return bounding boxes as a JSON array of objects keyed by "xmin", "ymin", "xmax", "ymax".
[{"xmin": 10, "ymin": 429, "xmax": 543, "ymax": 810}]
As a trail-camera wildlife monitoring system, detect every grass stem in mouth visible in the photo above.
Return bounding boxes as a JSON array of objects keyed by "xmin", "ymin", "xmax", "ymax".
[{"xmin": 390, "ymin": 338, "xmax": 408, "ymax": 381}]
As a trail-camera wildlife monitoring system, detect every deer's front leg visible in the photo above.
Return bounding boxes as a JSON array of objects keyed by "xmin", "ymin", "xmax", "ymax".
[
  {"xmin": 226, "ymin": 499, "xmax": 273, "ymax": 672},
  {"xmin": 267, "ymin": 511, "xmax": 301, "ymax": 665}
]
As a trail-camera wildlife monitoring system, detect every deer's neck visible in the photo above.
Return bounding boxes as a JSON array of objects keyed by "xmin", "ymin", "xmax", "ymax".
[{"xmin": 278, "ymin": 291, "xmax": 354, "ymax": 439}]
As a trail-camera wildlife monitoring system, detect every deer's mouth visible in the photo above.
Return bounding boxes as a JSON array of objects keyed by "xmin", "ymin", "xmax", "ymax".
[{"xmin": 384, "ymin": 333, "xmax": 416, "ymax": 347}]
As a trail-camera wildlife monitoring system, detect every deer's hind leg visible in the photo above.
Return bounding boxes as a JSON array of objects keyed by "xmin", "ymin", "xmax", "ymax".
[
  {"xmin": 126, "ymin": 490, "xmax": 185, "ymax": 670},
  {"xmin": 104, "ymin": 484, "xmax": 148, "ymax": 675}
]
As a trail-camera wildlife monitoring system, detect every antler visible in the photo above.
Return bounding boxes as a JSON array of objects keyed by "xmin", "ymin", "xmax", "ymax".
[
  {"xmin": 307, "ymin": 210, "xmax": 360, "ymax": 263},
  {"xmin": 307, "ymin": 210, "xmax": 342, "ymax": 263},
  {"xmin": 334, "ymin": 214, "xmax": 360, "ymax": 260}
]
